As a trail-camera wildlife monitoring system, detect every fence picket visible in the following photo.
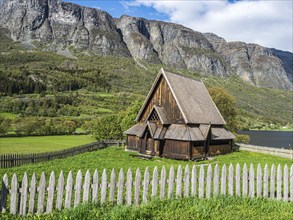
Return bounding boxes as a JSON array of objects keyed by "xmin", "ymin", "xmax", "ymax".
[
  {"xmin": 228, "ymin": 164, "xmax": 234, "ymax": 196},
  {"xmin": 249, "ymin": 164, "xmax": 255, "ymax": 198},
  {"xmin": 19, "ymin": 173, "xmax": 28, "ymax": 216},
  {"xmin": 152, "ymin": 167, "xmax": 158, "ymax": 198},
  {"xmin": 184, "ymin": 165, "xmax": 190, "ymax": 198},
  {"xmin": 257, "ymin": 164, "xmax": 262, "ymax": 197},
  {"xmin": 221, "ymin": 164, "xmax": 227, "ymax": 195},
  {"xmin": 65, "ymin": 171, "xmax": 73, "ymax": 209},
  {"xmin": 1, "ymin": 174, "xmax": 9, "ymax": 213},
  {"xmin": 46, "ymin": 171, "xmax": 55, "ymax": 213},
  {"xmin": 101, "ymin": 169, "xmax": 107, "ymax": 204},
  {"xmin": 199, "ymin": 165, "xmax": 205, "ymax": 198},
  {"xmin": 263, "ymin": 164, "xmax": 268, "ymax": 198},
  {"xmin": 134, "ymin": 168, "xmax": 141, "ymax": 205},
  {"xmin": 176, "ymin": 165, "xmax": 182, "ymax": 198},
  {"xmin": 289, "ymin": 164, "xmax": 293, "ymax": 202},
  {"xmin": 191, "ymin": 165, "xmax": 197, "ymax": 197},
  {"xmin": 270, "ymin": 164, "xmax": 275, "ymax": 199},
  {"xmin": 243, "ymin": 164, "xmax": 248, "ymax": 196},
  {"xmin": 213, "ymin": 164, "xmax": 219, "ymax": 197},
  {"xmin": 235, "ymin": 164, "xmax": 240, "ymax": 196},
  {"xmin": 37, "ymin": 172, "xmax": 46, "ymax": 214},
  {"xmin": 56, "ymin": 171, "xmax": 64, "ymax": 210},
  {"xmin": 117, "ymin": 168, "xmax": 124, "ymax": 205},
  {"xmin": 74, "ymin": 170, "xmax": 83, "ymax": 208},
  {"xmin": 160, "ymin": 166, "xmax": 166, "ymax": 199},
  {"xmin": 92, "ymin": 169, "xmax": 99, "ymax": 203},
  {"xmin": 126, "ymin": 168, "xmax": 132, "ymax": 206},
  {"xmin": 109, "ymin": 169, "xmax": 116, "ymax": 203},
  {"xmin": 206, "ymin": 164, "xmax": 212, "ymax": 198},
  {"xmin": 283, "ymin": 165, "xmax": 288, "ymax": 201},
  {"xmin": 143, "ymin": 167, "xmax": 149, "ymax": 203},
  {"xmin": 168, "ymin": 166, "xmax": 175, "ymax": 199},
  {"xmin": 277, "ymin": 164, "xmax": 282, "ymax": 200},
  {"xmin": 10, "ymin": 173, "xmax": 18, "ymax": 215},
  {"xmin": 83, "ymin": 170, "xmax": 91, "ymax": 203},
  {"xmin": 28, "ymin": 173, "xmax": 36, "ymax": 213}
]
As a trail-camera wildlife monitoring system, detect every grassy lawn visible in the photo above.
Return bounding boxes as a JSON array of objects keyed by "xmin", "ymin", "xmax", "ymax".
[
  {"xmin": 0, "ymin": 146, "xmax": 291, "ymax": 180},
  {"xmin": 2, "ymin": 196, "xmax": 292, "ymax": 220},
  {"xmin": 0, "ymin": 135, "xmax": 95, "ymax": 154}
]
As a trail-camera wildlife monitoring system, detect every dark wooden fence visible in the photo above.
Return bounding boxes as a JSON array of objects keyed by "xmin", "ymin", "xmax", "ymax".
[{"xmin": 0, "ymin": 140, "xmax": 124, "ymax": 168}]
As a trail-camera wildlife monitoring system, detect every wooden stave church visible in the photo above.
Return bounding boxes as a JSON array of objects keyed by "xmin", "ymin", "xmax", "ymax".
[{"xmin": 124, "ymin": 68, "xmax": 235, "ymax": 160}]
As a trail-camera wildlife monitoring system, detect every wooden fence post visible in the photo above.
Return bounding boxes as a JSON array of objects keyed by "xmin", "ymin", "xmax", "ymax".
[
  {"xmin": 10, "ymin": 173, "xmax": 18, "ymax": 215},
  {"xmin": 74, "ymin": 170, "xmax": 83, "ymax": 208},
  {"xmin": 65, "ymin": 171, "xmax": 73, "ymax": 209},
  {"xmin": 37, "ymin": 172, "xmax": 46, "ymax": 214},
  {"xmin": 283, "ymin": 165, "xmax": 288, "ymax": 201},
  {"xmin": 1, "ymin": 174, "xmax": 9, "ymax": 213},
  {"xmin": 228, "ymin": 164, "xmax": 234, "ymax": 196},
  {"xmin": 109, "ymin": 169, "xmax": 116, "ymax": 203},
  {"xmin": 92, "ymin": 169, "xmax": 99, "ymax": 204},
  {"xmin": 160, "ymin": 166, "xmax": 166, "ymax": 199},
  {"xmin": 191, "ymin": 165, "xmax": 197, "ymax": 197},
  {"xmin": 56, "ymin": 171, "xmax": 64, "ymax": 210},
  {"xmin": 198, "ymin": 164, "xmax": 205, "ymax": 198},
  {"xmin": 101, "ymin": 169, "xmax": 107, "ymax": 204},
  {"xmin": 117, "ymin": 168, "xmax": 124, "ymax": 205},
  {"xmin": 276, "ymin": 164, "xmax": 282, "ymax": 200},
  {"xmin": 221, "ymin": 164, "xmax": 227, "ymax": 195},
  {"xmin": 83, "ymin": 170, "xmax": 91, "ymax": 203},
  {"xmin": 242, "ymin": 163, "xmax": 248, "ymax": 197},
  {"xmin": 46, "ymin": 171, "xmax": 55, "ymax": 213},
  {"xmin": 126, "ymin": 168, "xmax": 132, "ymax": 206},
  {"xmin": 235, "ymin": 164, "xmax": 240, "ymax": 196},
  {"xmin": 184, "ymin": 165, "xmax": 190, "ymax": 198},
  {"xmin": 213, "ymin": 164, "xmax": 219, "ymax": 197},
  {"xmin": 152, "ymin": 167, "xmax": 158, "ymax": 198},
  {"xmin": 263, "ymin": 164, "xmax": 268, "ymax": 198},
  {"xmin": 19, "ymin": 173, "xmax": 28, "ymax": 216},
  {"xmin": 249, "ymin": 164, "xmax": 255, "ymax": 198},
  {"xmin": 290, "ymin": 164, "xmax": 293, "ymax": 202},
  {"xmin": 270, "ymin": 164, "xmax": 275, "ymax": 199},
  {"xmin": 256, "ymin": 164, "xmax": 262, "ymax": 197},
  {"xmin": 168, "ymin": 166, "xmax": 175, "ymax": 199},
  {"xmin": 176, "ymin": 165, "xmax": 182, "ymax": 198},
  {"xmin": 206, "ymin": 164, "xmax": 212, "ymax": 198},
  {"xmin": 134, "ymin": 168, "xmax": 141, "ymax": 205},
  {"xmin": 143, "ymin": 167, "xmax": 149, "ymax": 203},
  {"xmin": 28, "ymin": 173, "xmax": 36, "ymax": 213}
]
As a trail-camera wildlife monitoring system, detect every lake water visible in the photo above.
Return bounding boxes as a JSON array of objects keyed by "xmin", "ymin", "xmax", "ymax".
[{"xmin": 238, "ymin": 130, "xmax": 293, "ymax": 150}]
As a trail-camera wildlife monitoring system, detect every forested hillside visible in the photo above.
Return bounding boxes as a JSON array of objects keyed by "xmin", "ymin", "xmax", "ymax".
[{"xmin": 0, "ymin": 28, "xmax": 292, "ymax": 138}]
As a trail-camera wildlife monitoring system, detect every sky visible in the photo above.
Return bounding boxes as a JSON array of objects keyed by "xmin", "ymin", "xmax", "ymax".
[{"xmin": 65, "ymin": 0, "xmax": 293, "ymax": 52}]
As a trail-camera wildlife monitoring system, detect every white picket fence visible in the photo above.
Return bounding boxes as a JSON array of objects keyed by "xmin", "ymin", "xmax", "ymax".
[{"xmin": 1, "ymin": 163, "xmax": 293, "ymax": 216}]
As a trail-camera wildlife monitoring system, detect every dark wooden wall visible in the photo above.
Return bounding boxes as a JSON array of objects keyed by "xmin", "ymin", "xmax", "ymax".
[
  {"xmin": 139, "ymin": 76, "xmax": 184, "ymax": 124},
  {"xmin": 162, "ymin": 140, "xmax": 190, "ymax": 160},
  {"xmin": 126, "ymin": 135, "xmax": 140, "ymax": 151}
]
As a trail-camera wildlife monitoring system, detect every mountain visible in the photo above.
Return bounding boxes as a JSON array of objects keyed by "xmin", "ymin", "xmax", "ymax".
[{"xmin": 0, "ymin": 0, "xmax": 292, "ymax": 90}]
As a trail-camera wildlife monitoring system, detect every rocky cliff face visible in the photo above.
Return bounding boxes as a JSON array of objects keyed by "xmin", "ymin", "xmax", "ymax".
[{"xmin": 0, "ymin": 0, "xmax": 292, "ymax": 90}]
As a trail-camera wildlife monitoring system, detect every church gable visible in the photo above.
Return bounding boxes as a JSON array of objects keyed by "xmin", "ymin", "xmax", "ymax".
[{"xmin": 138, "ymin": 74, "xmax": 184, "ymax": 124}]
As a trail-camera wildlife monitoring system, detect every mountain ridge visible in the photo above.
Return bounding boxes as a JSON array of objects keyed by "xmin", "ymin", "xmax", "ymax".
[{"xmin": 0, "ymin": 0, "xmax": 292, "ymax": 90}]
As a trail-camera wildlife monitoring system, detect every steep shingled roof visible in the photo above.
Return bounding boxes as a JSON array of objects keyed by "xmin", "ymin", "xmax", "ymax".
[{"xmin": 136, "ymin": 68, "xmax": 226, "ymax": 125}]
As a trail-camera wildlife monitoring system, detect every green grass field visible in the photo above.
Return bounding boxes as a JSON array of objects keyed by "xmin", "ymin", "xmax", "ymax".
[
  {"xmin": 0, "ymin": 135, "xmax": 95, "ymax": 154},
  {"xmin": 0, "ymin": 146, "xmax": 291, "ymax": 180},
  {"xmin": 2, "ymin": 196, "xmax": 292, "ymax": 220}
]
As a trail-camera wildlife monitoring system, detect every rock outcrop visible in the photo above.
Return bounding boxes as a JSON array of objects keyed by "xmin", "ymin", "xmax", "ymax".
[{"xmin": 0, "ymin": 0, "xmax": 292, "ymax": 89}]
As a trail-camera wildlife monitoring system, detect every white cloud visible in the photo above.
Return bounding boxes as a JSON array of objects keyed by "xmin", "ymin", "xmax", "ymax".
[{"xmin": 130, "ymin": 0, "xmax": 293, "ymax": 52}]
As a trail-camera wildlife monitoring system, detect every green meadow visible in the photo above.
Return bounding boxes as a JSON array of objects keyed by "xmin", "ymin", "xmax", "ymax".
[{"xmin": 0, "ymin": 135, "xmax": 95, "ymax": 154}]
